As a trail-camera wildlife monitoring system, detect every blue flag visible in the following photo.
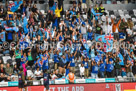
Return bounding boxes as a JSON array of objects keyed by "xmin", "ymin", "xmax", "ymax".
[
  {"xmin": 23, "ymin": 17, "xmax": 28, "ymax": 34},
  {"xmin": 0, "ymin": 31, "xmax": 6, "ymax": 42},
  {"xmin": 5, "ymin": 26, "xmax": 19, "ymax": 32},
  {"xmin": 118, "ymin": 53, "xmax": 124, "ymax": 66},
  {"xmin": 95, "ymin": 34, "xmax": 113, "ymax": 52},
  {"xmin": 91, "ymin": 8, "xmax": 102, "ymax": 20},
  {"xmin": 10, "ymin": 1, "xmax": 23, "ymax": 12}
]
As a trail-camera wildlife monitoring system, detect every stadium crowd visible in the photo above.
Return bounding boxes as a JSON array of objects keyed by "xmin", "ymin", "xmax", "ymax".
[{"xmin": 0, "ymin": 0, "xmax": 136, "ymax": 83}]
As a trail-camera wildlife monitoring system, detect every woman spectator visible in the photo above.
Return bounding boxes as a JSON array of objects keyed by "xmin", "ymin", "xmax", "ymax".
[
  {"xmin": 127, "ymin": 18, "xmax": 134, "ymax": 30},
  {"xmin": 0, "ymin": 64, "xmax": 6, "ymax": 75},
  {"xmin": 13, "ymin": 64, "xmax": 18, "ymax": 75}
]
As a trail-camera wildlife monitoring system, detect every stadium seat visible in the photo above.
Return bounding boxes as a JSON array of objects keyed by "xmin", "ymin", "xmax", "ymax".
[
  {"xmin": 117, "ymin": 76, "xmax": 124, "ymax": 82},
  {"xmin": 124, "ymin": 10, "xmax": 129, "ymax": 15},
  {"xmin": 123, "ymin": 76, "xmax": 129, "ymax": 82},
  {"xmin": 129, "ymin": 10, "xmax": 134, "ymax": 15},
  {"xmin": 2, "ymin": 56, "xmax": 11, "ymax": 64},
  {"xmin": 5, "ymin": 54, "xmax": 10, "ymax": 56},
  {"xmin": 33, "ymin": 81, "xmax": 40, "ymax": 85},
  {"xmin": 109, "ymin": 10, "xmax": 114, "ymax": 16}
]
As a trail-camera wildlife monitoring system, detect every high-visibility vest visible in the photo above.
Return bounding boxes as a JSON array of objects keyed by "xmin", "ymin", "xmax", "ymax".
[{"xmin": 68, "ymin": 73, "xmax": 74, "ymax": 81}]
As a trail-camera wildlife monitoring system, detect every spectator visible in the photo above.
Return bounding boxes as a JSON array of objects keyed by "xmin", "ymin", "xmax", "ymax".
[
  {"xmin": 111, "ymin": 17, "xmax": 121, "ymax": 41},
  {"xmin": 0, "ymin": 64, "xmax": 6, "ymax": 75},
  {"xmin": 127, "ymin": 18, "xmax": 134, "ymax": 30},
  {"xmin": 80, "ymin": 63, "xmax": 85, "ymax": 78},
  {"xmin": 82, "ymin": 57, "xmax": 89, "ymax": 78},
  {"xmin": 34, "ymin": 67, "xmax": 43, "ymax": 80},
  {"xmin": 91, "ymin": 61, "xmax": 99, "ymax": 79},
  {"xmin": 119, "ymin": 18, "xmax": 128, "ymax": 33},
  {"xmin": 99, "ymin": 4, "xmax": 106, "ymax": 15},
  {"xmin": 0, "ymin": 73, "xmax": 6, "ymax": 82},
  {"xmin": 81, "ymin": 0, "xmax": 87, "ymax": 12},
  {"xmin": 15, "ymin": 47, "xmax": 21, "ymax": 69},
  {"xmin": 106, "ymin": 59, "xmax": 114, "ymax": 78},
  {"xmin": 66, "ymin": 70, "xmax": 75, "ymax": 83},
  {"xmin": 115, "ymin": 57, "xmax": 121, "ymax": 77},
  {"xmin": 27, "ymin": 76, "xmax": 33, "ymax": 86},
  {"xmin": 99, "ymin": 60, "xmax": 105, "ymax": 78},
  {"xmin": 132, "ymin": 62, "xmax": 136, "ymax": 79},
  {"xmin": 5, "ymin": 63, "xmax": 13, "ymax": 76},
  {"xmin": 69, "ymin": 51, "xmax": 77, "ymax": 74},
  {"xmin": 13, "ymin": 64, "xmax": 19, "ymax": 75},
  {"xmin": 50, "ymin": 70, "xmax": 58, "ymax": 80},
  {"xmin": 126, "ymin": 60, "xmax": 135, "ymax": 81}
]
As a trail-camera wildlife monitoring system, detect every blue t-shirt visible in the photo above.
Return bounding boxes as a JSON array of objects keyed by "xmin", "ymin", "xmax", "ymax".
[
  {"xmin": 66, "ymin": 68, "xmax": 69, "ymax": 76},
  {"xmin": 106, "ymin": 64, "xmax": 114, "ymax": 72},
  {"xmin": 42, "ymin": 60, "xmax": 49, "ymax": 70},
  {"xmin": 54, "ymin": 54, "xmax": 59, "ymax": 63},
  {"xmin": 8, "ymin": 32, "xmax": 13, "ymax": 40},
  {"xmin": 20, "ymin": 55, "xmax": 28, "ymax": 65},
  {"xmin": 82, "ymin": 0, "xmax": 86, "ymax": 3},
  {"xmin": 65, "ymin": 53, "xmax": 69, "ymax": 62},
  {"xmin": 70, "ymin": 56, "xmax": 75, "ymax": 67},
  {"xmin": 88, "ymin": 32, "xmax": 93, "ymax": 40},
  {"xmin": 92, "ymin": 65, "xmax": 98, "ymax": 74},
  {"xmin": 82, "ymin": 61, "xmax": 88, "ymax": 69},
  {"xmin": 99, "ymin": 63, "xmax": 105, "ymax": 72}
]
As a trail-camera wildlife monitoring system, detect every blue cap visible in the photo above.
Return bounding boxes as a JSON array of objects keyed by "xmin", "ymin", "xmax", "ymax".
[{"xmin": 82, "ymin": 22, "xmax": 86, "ymax": 25}]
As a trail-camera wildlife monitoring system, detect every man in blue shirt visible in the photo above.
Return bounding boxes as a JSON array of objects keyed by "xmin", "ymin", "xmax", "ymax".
[
  {"xmin": 54, "ymin": 51, "xmax": 59, "ymax": 70},
  {"xmin": 69, "ymin": 51, "xmax": 77, "ymax": 73},
  {"xmin": 91, "ymin": 61, "xmax": 99, "ymax": 79},
  {"xmin": 42, "ymin": 56, "xmax": 49, "ymax": 71},
  {"xmin": 106, "ymin": 59, "xmax": 114, "ymax": 78},
  {"xmin": 99, "ymin": 60, "xmax": 105, "ymax": 78}
]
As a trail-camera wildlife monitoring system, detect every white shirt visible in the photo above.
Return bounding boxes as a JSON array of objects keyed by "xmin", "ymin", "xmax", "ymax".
[
  {"xmin": 51, "ymin": 74, "xmax": 57, "ymax": 80},
  {"xmin": 34, "ymin": 70, "xmax": 42, "ymax": 77},
  {"xmin": 107, "ymin": 24, "xmax": 113, "ymax": 34},
  {"xmin": 115, "ymin": 27, "xmax": 118, "ymax": 33},
  {"xmin": 80, "ymin": 66, "xmax": 85, "ymax": 75}
]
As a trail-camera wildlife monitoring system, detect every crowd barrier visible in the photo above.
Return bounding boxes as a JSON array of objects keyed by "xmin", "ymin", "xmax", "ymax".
[
  {"xmin": 0, "ymin": 78, "xmax": 116, "ymax": 87},
  {"xmin": 0, "ymin": 82, "xmax": 136, "ymax": 91}
]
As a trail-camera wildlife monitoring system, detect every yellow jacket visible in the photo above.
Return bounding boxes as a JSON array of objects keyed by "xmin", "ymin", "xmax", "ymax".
[{"xmin": 55, "ymin": 7, "xmax": 62, "ymax": 18}]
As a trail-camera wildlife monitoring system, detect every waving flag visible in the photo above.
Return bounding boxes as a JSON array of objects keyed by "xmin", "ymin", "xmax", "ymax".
[
  {"xmin": 91, "ymin": 8, "xmax": 102, "ymax": 20},
  {"xmin": 95, "ymin": 34, "xmax": 113, "ymax": 52},
  {"xmin": 0, "ymin": 31, "xmax": 6, "ymax": 42},
  {"xmin": 23, "ymin": 16, "xmax": 28, "ymax": 34},
  {"xmin": 118, "ymin": 53, "xmax": 124, "ymax": 66},
  {"xmin": 5, "ymin": 26, "xmax": 19, "ymax": 32},
  {"xmin": 10, "ymin": 1, "xmax": 23, "ymax": 12}
]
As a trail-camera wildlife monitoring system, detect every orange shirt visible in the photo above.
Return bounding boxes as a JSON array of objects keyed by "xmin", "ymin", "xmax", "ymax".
[{"xmin": 111, "ymin": 18, "xmax": 121, "ymax": 33}]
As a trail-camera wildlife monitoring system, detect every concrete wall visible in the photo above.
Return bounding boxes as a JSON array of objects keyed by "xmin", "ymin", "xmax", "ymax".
[{"xmin": 63, "ymin": 4, "xmax": 136, "ymax": 11}]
